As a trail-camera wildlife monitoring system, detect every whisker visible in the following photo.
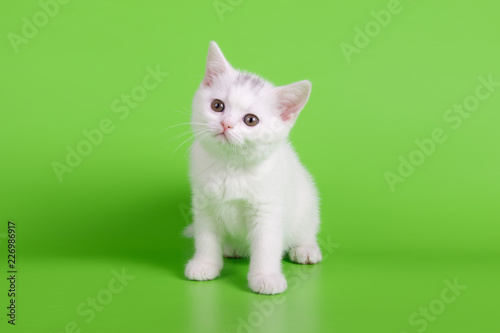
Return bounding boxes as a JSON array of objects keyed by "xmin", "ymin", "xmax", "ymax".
[
  {"xmin": 189, "ymin": 132, "xmax": 212, "ymax": 154},
  {"xmin": 173, "ymin": 108, "xmax": 191, "ymax": 116},
  {"xmin": 161, "ymin": 122, "xmax": 209, "ymax": 131},
  {"xmin": 186, "ymin": 132, "xmax": 211, "ymax": 157},
  {"xmin": 173, "ymin": 136, "xmax": 195, "ymax": 155},
  {"xmin": 191, "ymin": 128, "xmax": 212, "ymax": 138},
  {"xmin": 167, "ymin": 130, "xmax": 192, "ymax": 143},
  {"xmin": 164, "ymin": 133, "xmax": 192, "ymax": 153},
  {"xmin": 231, "ymin": 143, "xmax": 237, "ymax": 161},
  {"xmin": 173, "ymin": 129, "xmax": 212, "ymax": 156}
]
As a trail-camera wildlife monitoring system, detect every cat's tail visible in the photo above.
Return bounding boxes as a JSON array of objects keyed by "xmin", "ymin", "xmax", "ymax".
[{"xmin": 183, "ymin": 224, "xmax": 194, "ymax": 238}]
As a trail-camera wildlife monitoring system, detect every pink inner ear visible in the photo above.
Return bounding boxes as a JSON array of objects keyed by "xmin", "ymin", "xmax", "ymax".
[
  {"xmin": 276, "ymin": 80, "xmax": 311, "ymax": 122},
  {"xmin": 278, "ymin": 95, "xmax": 303, "ymax": 121},
  {"xmin": 203, "ymin": 71, "xmax": 215, "ymax": 87},
  {"xmin": 279, "ymin": 103, "xmax": 297, "ymax": 121},
  {"xmin": 203, "ymin": 62, "xmax": 226, "ymax": 87}
]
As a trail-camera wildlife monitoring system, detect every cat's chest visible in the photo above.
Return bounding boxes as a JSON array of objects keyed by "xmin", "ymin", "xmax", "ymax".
[
  {"xmin": 205, "ymin": 170, "xmax": 256, "ymax": 202},
  {"xmin": 191, "ymin": 147, "xmax": 275, "ymax": 204}
]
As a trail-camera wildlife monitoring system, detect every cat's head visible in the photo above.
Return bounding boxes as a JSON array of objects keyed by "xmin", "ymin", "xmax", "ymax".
[{"xmin": 192, "ymin": 41, "xmax": 311, "ymax": 163}]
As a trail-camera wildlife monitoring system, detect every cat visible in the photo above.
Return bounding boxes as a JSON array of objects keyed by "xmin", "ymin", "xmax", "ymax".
[{"xmin": 184, "ymin": 41, "xmax": 321, "ymax": 295}]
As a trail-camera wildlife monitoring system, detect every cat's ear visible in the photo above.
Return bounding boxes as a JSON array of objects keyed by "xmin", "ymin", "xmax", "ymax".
[
  {"xmin": 274, "ymin": 80, "xmax": 312, "ymax": 122},
  {"xmin": 203, "ymin": 41, "xmax": 231, "ymax": 87}
]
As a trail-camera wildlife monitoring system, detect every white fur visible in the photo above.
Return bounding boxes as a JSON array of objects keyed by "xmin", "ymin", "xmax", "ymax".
[{"xmin": 184, "ymin": 41, "xmax": 321, "ymax": 294}]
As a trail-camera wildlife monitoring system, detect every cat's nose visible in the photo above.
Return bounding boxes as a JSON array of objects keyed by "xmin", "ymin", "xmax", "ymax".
[{"xmin": 221, "ymin": 122, "xmax": 232, "ymax": 131}]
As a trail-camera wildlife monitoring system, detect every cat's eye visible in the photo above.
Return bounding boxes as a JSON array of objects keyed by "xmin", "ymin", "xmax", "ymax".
[
  {"xmin": 243, "ymin": 114, "xmax": 259, "ymax": 126},
  {"xmin": 211, "ymin": 99, "xmax": 224, "ymax": 112}
]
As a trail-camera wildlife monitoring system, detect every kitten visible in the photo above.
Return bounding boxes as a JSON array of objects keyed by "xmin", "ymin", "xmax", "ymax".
[{"xmin": 184, "ymin": 41, "xmax": 321, "ymax": 295}]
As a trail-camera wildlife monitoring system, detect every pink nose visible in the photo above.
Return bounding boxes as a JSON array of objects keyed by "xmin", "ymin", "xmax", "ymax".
[{"xmin": 221, "ymin": 122, "xmax": 232, "ymax": 131}]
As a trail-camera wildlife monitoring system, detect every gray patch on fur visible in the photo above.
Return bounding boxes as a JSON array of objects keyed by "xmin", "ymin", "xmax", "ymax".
[{"xmin": 235, "ymin": 72, "xmax": 267, "ymax": 92}]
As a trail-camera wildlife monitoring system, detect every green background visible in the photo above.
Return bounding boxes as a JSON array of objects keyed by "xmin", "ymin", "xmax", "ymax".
[{"xmin": 1, "ymin": 0, "xmax": 499, "ymax": 332}]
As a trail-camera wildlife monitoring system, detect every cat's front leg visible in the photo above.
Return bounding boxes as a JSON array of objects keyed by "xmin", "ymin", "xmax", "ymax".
[
  {"xmin": 185, "ymin": 210, "xmax": 223, "ymax": 281},
  {"xmin": 247, "ymin": 211, "xmax": 287, "ymax": 295}
]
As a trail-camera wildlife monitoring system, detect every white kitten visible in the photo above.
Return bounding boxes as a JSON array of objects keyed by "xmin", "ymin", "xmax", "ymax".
[{"xmin": 184, "ymin": 41, "xmax": 321, "ymax": 295}]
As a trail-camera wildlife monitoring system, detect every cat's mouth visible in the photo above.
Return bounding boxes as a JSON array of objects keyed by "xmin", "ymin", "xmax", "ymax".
[
  {"xmin": 216, "ymin": 132, "xmax": 228, "ymax": 142},
  {"xmin": 216, "ymin": 131, "xmax": 235, "ymax": 144}
]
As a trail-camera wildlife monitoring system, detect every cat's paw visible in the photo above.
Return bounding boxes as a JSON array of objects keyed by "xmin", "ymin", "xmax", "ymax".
[
  {"xmin": 289, "ymin": 245, "xmax": 322, "ymax": 264},
  {"xmin": 248, "ymin": 273, "xmax": 287, "ymax": 295},
  {"xmin": 185, "ymin": 259, "xmax": 222, "ymax": 281}
]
